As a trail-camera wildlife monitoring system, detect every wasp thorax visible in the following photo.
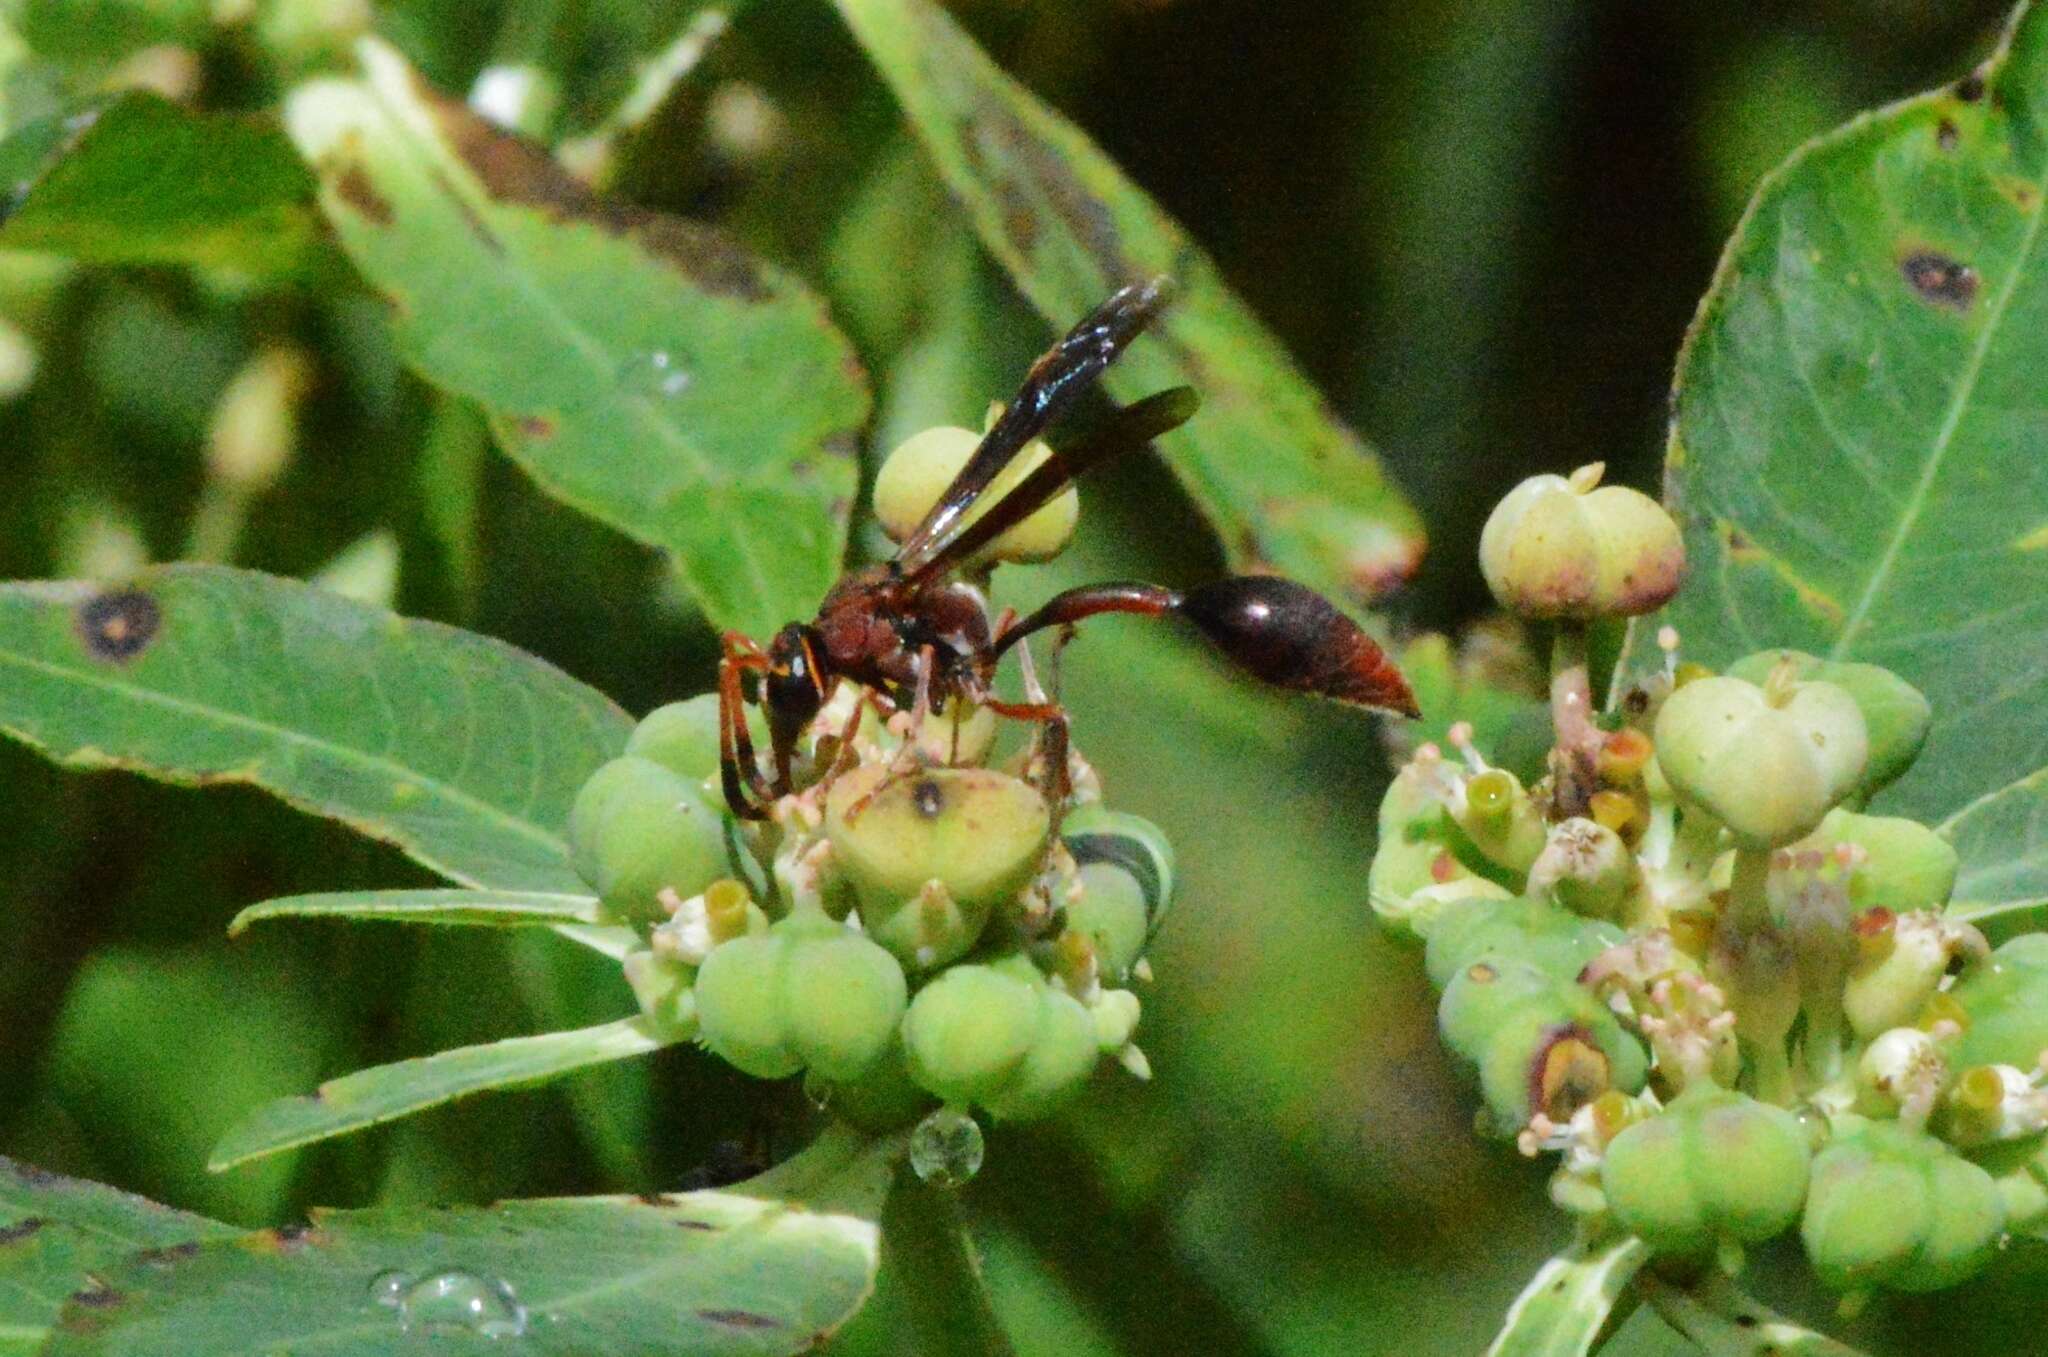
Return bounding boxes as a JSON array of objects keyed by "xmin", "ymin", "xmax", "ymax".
[{"xmin": 873, "ymin": 423, "xmax": 1078, "ymax": 564}]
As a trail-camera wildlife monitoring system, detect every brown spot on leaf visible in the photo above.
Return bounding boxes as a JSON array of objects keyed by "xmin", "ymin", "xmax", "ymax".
[
  {"xmin": 820, "ymin": 432, "xmax": 858, "ymax": 461},
  {"xmin": 250, "ymin": 1223, "xmax": 322, "ymax": 1253},
  {"xmin": 0, "ymin": 1217, "xmax": 46, "ymax": 1245},
  {"xmin": 517, "ymin": 414, "xmax": 557, "ymax": 440},
  {"xmin": 135, "ymin": 1241, "xmax": 201, "ymax": 1266},
  {"xmin": 1956, "ymin": 72, "xmax": 1987, "ymax": 102},
  {"xmin": 76, "ymin": 588, "xmax": 161, "ymax": 663},
  {"xmin": 674, "ymin": 1218, "xmax": 718, "ymax": 1231},
  {"xmin": 788, "ymin": 458, "xmax": 815, "ymax": 481},
  {"xmin": 699, "ymin": 1309, "xmax": 783, "ymax": 1329},
  {"xmin": 70, "ymin": 1279, "xmax": 123, "ymax": 1309},
  {"xmin": 7, "ymin": 1162, "xmax": 59, "ymax": 1187},
  {"xmin": 969, "ymin": 102, "xmax": 1138, "ymax": 285},
  {"xmin": 334, "ymin": 162, "xmax": 394, "ymax": 225},
  {"xmin": 828, "ymin": 496, "xmax": 851, "ymax": 521},
  {"xmin": 411, "ymin": 82, "xmax": 769, "ymax": 300},
  {"xmin": 635, "ymin": 1192, "xmax": 674, "ymax": 1207},
  {"xmin": 1901, "ymin": 250, "xmax": 1979, "ymax": 311},
  {"xmin": 1937, "ymin": 118, "xmax": 1960, "ymax": 152}
]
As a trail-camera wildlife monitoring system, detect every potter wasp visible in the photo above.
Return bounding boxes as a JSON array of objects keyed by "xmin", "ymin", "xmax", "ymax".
[{"xmin": 716, "ymin": 278, "xmax": 1417, "ymax": 821}]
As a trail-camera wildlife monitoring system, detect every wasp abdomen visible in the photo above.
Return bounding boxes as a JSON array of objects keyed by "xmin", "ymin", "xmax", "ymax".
[{"xmin": 1174, "ymin": 576, "xmax": 1420, "ymax": 717}]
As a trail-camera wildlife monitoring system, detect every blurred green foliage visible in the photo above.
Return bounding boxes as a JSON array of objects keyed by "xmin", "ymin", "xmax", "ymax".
[{"xmin": 1, "ymin": 1, "xmax": 2041, "ymax": 1353}]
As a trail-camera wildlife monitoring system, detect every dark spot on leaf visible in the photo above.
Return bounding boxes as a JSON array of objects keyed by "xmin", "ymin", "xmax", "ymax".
[
  {"xmin": 258, "ymin": 1223, "xmax": 320, "ymax": 1252},
  {"xmin": 828, "ymin": 497, "xmax": 851, "ymax": 521},
  {"xmin": 76, "ymin": 588, "xmax": 161, "ymax": 663},
  {"xmin": 0, "ymin": 1217, "xmax": 46, "ymax": 1245},
  {"xmin": 517, "ymin": 414, "xmax": 557, "ymax": 440},
  {"xmin": 674, "ymin": 1218, "xmax": 718, "ymax": 1231},
  {"xmin": 788, "ymin": 458, "xmax": 815, "ymax": 480},
  {"xmin": 698, "ymin": 1309, "xmax": 782, "ymax": 1329},
  {"xmin": 1901, "ymin": 250, "xmax": 1978, "ymax": 311},
  {"xmin": 969, "ymin": 101, "xmax": 1138, "ymax": 285},
  {"xmin": 7, "ymin": 1161, "xmax": 59, "ymax": 1187},
  {"xmin": 334, "ymin": 162, "xmax": 394, "ymax": 225},
  {"xmin": 135, "ymin": 1240, "xmax": 201, "ymax": 1266},
  {"xmin": 1956, "ymin": 72, "xmax": 1986, "ymax": 102},
  {"xmin": 70, "ymin": 1279, "xmax": 123, "ymax": 1309},
  {"xmin": 1735, "ymin": 1313, "xmax": 1758, "ymax": 1329},
  {"xmin": 1937, "ymin": 118, "xmax": 1960, "ymax": 152},
  {"xmin": 635, "ymin": 1192, "xmax": 674, "ymax": 1206},
  {"xmin": 820, "ymin": 432, "xmax": 859, "ymax": 461},
  {"xmin": 912, "ymin": 778, "xmax": 945, "ymax": 819}
]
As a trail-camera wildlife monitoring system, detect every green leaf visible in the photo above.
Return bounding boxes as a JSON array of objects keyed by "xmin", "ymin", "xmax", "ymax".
[
  {"xmin": 0, "ymin": 1159, "xmax": 236, "ymax": 1357},
  {"xmin": 50, "ymin": 1128, "xmax": 895, "ymax": 1356},
  {"xmin": 15, "ymin": 0, "xmax": 211, "ymax": 60},
  {"xmin": 228, "ymin": 889, "xmax": 606, "ymax": 937},
  {"xmin": 1483, "ymin": 1232, "xmax": 1647, "ymax": 1357},
  {"xmin": 0, "ymin": 565, "xmax": 630, "ymax": 895},
  {"xmin": 0, "ymin": 94, "xmax": 321, "ymax": 272},
  {"xmin": 209, "ymin": 1016, "xmax": 676, "ymax": 1171},
  {"xmin": 284, "ymin": 37, "xmax": 871, "ymax": 640},
  {"xmin": 1650, "ymin": 3, "xmax": 2048, "ymax": 910},
  {"xmin": 831, "ymin": 0, "xmax": 1423, "ymax": 609},
  {"xmin": 1638, "ymin": 1273, "xmax": 1869, "ymax": 1357}
]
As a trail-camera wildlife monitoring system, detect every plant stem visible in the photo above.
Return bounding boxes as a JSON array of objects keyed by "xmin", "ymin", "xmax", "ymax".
[
  {"xmin": 1638, "ymin": 1271, "xmax": 1869, "ymax": 1357},
  {"xmin": 907, "ymin": 1177, "xmax": 1017, "ymax": 1357},
  {"xmin": 1548, "ymin": 622, "xmax": 1602, "ymax": 818}
]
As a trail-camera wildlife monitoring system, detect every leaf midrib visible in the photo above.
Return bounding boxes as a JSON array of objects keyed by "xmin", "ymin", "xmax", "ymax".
[{"xmin": 0, "ymin": 645, "xmax": 563, "ymax": 881}]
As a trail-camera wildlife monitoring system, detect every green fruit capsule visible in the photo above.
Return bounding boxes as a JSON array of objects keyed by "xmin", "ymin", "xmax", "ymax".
[
  {"xmin": 624, "ymin": 696, "xmax": 725, "ymax": 783},
  {"xmin": 1801, "ymin": 1122, "xmax": 2004, "ymax": 1293},
  {"xmin": 1439, "ymin": 956, "xmax": 1646, "ymax": 1133},
  {"xmin": 902, "ymin": 957, "xmax": 1102, "ymax": 1120},
  {"xmin": 1652, "ymin": 674, "xmax": 1868, "ymax": 849},
  {"xmin": 1727, "ymin": 651, "xmax": 1930, "ymax": 800},
  {"xmin": 1951, "ymin": 935, "xmax": 2048, "ymax": 1071},
  {"xmin": 1792, "ymin": 809, "xmax": 1958, "ymax": 914},
  {"xmin": 1061, "ymin": 806, "xmax": 1175, "ymax": 979},
  {"xmin": 1369, "ymin": 762, "xmax": 1476, "ymax": 934},
  {"xmin": 901, "ymin": 963, "xmax": 1042, "ymax": 1107},
  {"xmin": 1477, "ymin": 464, "xmax": 1685, "ymax": 620},
  {"xmin": 1424, "ymin": 896, "xmax": 1625, "ymax": 992},
  {"xmin": 567, "ymin": 756, "xmax": 730, "ymax": 927},
  {"xmin": 1600, "ymin": 1086, "xmax": 1812, "ymax": 1255},
  {"xmin": 1844, "ymin": 912, "xmax": 1968, "ymax": 1041},
  {"xmin": 826, "ymin": 765, "xmax": 1050, "ymax": 969},
  {"xmin": 805, "ymin": 1036, "xmax": 935, "ymax": 1134},
  {"xmin": 1526, "ymin": 817, "xmax": 1639, "ymax": 923},
  {"xmin": 873, "ymin": 424, "xmax": 1077, "ymax": 564},
  {"xmin": 694, "ymin": 913, "xmax": 908, "ymax": 1082}
]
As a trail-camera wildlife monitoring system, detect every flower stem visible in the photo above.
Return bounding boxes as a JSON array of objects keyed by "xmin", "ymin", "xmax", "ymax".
[{"xmin": 1548, "ymin": 622, "xmax": 1601, "ymax": 818}]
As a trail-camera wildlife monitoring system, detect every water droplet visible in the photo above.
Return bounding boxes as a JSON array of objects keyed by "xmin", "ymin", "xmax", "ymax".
[
  {"xmin": 625, "ymin": 349, "xmax": 693, "ymax": 400},
  {"xmin": 909, "ymin": 1107, "xmax": 984, "ymax": 1187},
  {"xmin": 397, "ymin": 1269, "xmax": 529, "ymax": 1339},
  {"xmin": 367, "ymin": 1269, "xmax": 414, "ymax": 1308}
]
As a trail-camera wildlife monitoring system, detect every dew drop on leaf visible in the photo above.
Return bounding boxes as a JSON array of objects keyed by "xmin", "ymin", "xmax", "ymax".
[
  {"xmin": 397, "ymin": 1269, "xmax": 529, "ymax": 1339},
  {"xmin": 909, "ymin": 1106, "xmax": 984, "ymax": 1187},
  {"xmin": 366, "ymin": 1269, "xmax": 413, "ymax": 1308}
]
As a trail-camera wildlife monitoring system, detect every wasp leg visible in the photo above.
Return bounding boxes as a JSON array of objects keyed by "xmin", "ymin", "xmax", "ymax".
[{"xmin": 718, "ymin": 634, "xmax": 779, "ymax": 820}]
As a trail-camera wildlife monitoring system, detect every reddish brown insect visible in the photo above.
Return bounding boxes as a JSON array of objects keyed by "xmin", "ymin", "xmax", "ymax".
[{"xmin": 716, "ymin": 278, "xmax": 1418, "ymax": 820}]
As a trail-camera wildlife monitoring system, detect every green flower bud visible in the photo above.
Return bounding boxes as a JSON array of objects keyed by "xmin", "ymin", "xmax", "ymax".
[
  {"xmin": 694, "ymin": 913, "xmax": 909, "ymax": 1082},
  {"xmin": 1727, "ymin": 651, "xmax": 1930, "ymax": 800},
  {"xmin": 1424, "ymin": 896, "xmax": 1626, "ymax": 991},
  {"xmin": 1062, "ymin": 806, "xmax": 1174, "ymax": 979},
  {"xmin": 1451, "ymin": 768, "xmax": 1548, "ymax": 876},
  {"xmin": 1652, "ymin": 674, "xmax": 1868, "ymax": 849},
  {"xmin": 1439, "ymin": 957, "xmax": 1647, "ymax": 1134},
  {"xmin": 1801, "ymin": 1122, "xmax": 2004, "ymax": 1293},
  {"xmin": 1600, "ymin": 1086, "xmax": 1812, "ymax": 1255},
  {"xmin": 1845, "ymin": 912, "xmax": 1973, "ymax": 1041},
  {"xmin": 825, "ymin": 765, "xmax": 1049, "ymax": 970},
  {"xmin": 874, "ymin": 423, "xmax": 1078, "ymax": 564},
  {"xmin": 1526, "ymin": 818, "xmax": 1640, "ymax": 923},
  {"xmin": 625, "ymin": 696, "xmax": 725, "ymax": 783},
  {"xmin": 1951, "ymin": 935, "xmax": 2048, "ymax": 1072},
  {"xmin": 567, "ymin": 756, "xmax": 731, "ymax": 927},
  {"xmin": 1089, "ymin": 989, "xmax": 1141, "ymax": 1053},
  {"xmin": 1791, "ymin": 809, "xmax": 1958, "ymax": 914},
  {"xmin": 1477, "ymin": 463, "xmax": 1685, "ymax": 619},
  {"xmin": 901, "ymin": 957, "xmax": 1101, "ymax": 1120}
]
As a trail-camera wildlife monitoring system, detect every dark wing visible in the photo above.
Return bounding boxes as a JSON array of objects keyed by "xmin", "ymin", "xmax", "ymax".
[
  {"xmin": 893, "ymin": 276, "xmax": 1175, "ymax": 577},
  {"xmin": 900, "ymin": 386, "xmax": 1199, "ymax": 587}
]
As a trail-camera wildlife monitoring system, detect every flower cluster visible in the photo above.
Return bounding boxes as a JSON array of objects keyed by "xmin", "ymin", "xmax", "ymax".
[
  {"xmin": 559, "ymin": 423, "xmax": 1170, "ymax": 1179},
  {"xmin": 1371, "ymin": 465, "xmax": 2047, "ymax": 1306}
]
